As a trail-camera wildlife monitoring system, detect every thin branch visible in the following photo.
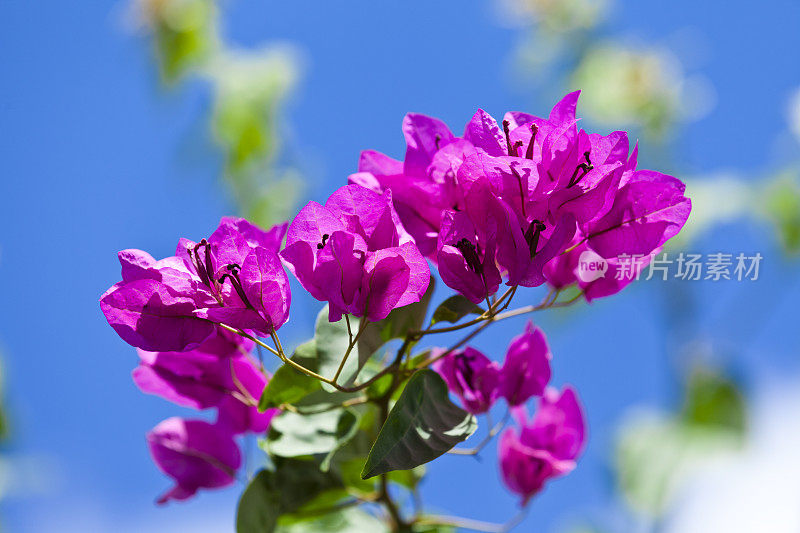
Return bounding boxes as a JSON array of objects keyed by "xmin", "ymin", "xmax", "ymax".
[
  {"xmin": 412, "ymin": 286, "xmax": 517, "ymax": 337},
  {"xmin": 344, "ymin": 313, "xmax": 354, "ymax": 344},
  {"xmin": 448, "ymin": 411, "xmax": 509, "ymax": 456},
  {"xmin": 219, "ymin": 323, "xmax": 280, "ymax": 357},
  {"xmin": 417, "ymin": 507, "xmax": 529, "ymax": 533},
  {"xmin": 420, "ymin": 290, "xmax": 583, "ymax": 369},
  {"xmin": 332, "ymin": 316, "xmax": 368, "ymax": 384}
]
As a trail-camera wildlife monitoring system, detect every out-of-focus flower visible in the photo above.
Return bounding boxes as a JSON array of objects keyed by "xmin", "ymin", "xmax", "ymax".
[
  {"xmin": 435, "ymin": 322, "xmax": 552, "ymax": 413},
  {"xmin": 215, "ymin": 356, "xmax": 277, "ymax": 435},
  {"xmin": 499, "ymin": 387, "xmax": 586, "ymax": 504},
  {"xmin": 571, "ymin": 44, "xmax": 715, "ymax": 139},
  {"xmin": 132, "ymin": 328, "xmax": 254, "ymax": 409},
  {"xmin": 147, "ymin": 417, "xmax": 241, "ymax": 504},
  {"xmin": 497, "ymin": 0, "xmax": 608, "ymax": 34},
  {"xmin": 434, "ymin": 347, "xmax": 501, "ymax": 415},
  {"xmin": 498, "ymin": 322, "xmax": 552, "ymax": 406},
  {"xmin": 281, "ymin": 184, "xmax": 430, "ymax": 322},
  {"xmin": 100, "ymin": 217, "xmax": 291, "ymax": 351}
]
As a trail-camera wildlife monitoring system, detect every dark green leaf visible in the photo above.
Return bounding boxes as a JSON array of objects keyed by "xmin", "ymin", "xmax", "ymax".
[
  {"xmin": 682, "ymin": 366, "xmax": 746, "ymax": 435},
  {"xmin": 361, "ymin": 370, "xmax": 477, "ymax": 479},
  {"xmin": 259, "ymin": 363, "xmax": 322, "ymax": 412},
  {"xmin": 236, "ymin": 459, "xmax": 342, "ymax": 533},
  {"xmin": 277, "ymin": 487, "xmax": 351, "ymax": 526},
  {"xmin": 430, "ymin": 295, "xmax": 483, "ymax": 326}
]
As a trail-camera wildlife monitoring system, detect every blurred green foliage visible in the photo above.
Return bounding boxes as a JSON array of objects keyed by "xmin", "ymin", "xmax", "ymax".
[
  {"xmin": 141, "ymin": 0, "xmax": 219, "ymax": 83},
  {"xmin": 505, "ymin": 0, "xmax": 712, "ymax": 140},
  {"xmin": 571, "ymin": 44, "xmax": 683, "ymax": 139},
  {"xmin": 681, "ymin": 366, "xmax": 746, "ymax": 433},
  {"xmin": 615, "ymin": 366, "xmax": 746, "ymax": 518},
  {"xmin": 133, "ymin": 0, "xmax": 301, "ymax": 226},
  {"xmin": 762, "ymin": 171, "xmax": 800, "ymax": 255}
]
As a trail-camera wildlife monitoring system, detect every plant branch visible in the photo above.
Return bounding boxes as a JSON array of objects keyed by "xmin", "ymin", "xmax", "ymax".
[
  {"xmin": 418, "ymin": 507, "xmax": 529, "ymax": 533},
  {"xmin": 332, "ymin": 316, "xmax": 368, "ymax": 384},
  {"xmin": 447, "ymin": 411, "xmax": 509, "ymax": 456}
]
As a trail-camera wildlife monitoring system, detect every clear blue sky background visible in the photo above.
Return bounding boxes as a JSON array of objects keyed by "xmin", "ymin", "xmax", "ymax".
[{"xmin": 1, "ymin": 1, "xmax": 798, "ymax": 532}]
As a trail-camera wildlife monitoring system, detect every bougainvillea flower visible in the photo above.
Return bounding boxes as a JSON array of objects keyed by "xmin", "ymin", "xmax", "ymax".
[
  {"xmin": 498, "ymin": 322, "xmax": 552, "ymax": 406},
  {"xmin": 215, "ymin": 356, "xmax": 278, "ymax": 435},
  {"xmin": 454, "ymin": 96, "xmax": 630, "ymax": 287},
  {"xmin": 433, "ymin": 347, "xmax": 501, "ymax": 414},
  {"xmin": 349, "ymin": 110, "xmax": 513, "ymax": 259},
  {"xmin": 584, "ymin": 170, "xmax": 691, "ymax": 258},
  {"xmin": 543, "ymin": 235, "xmax": 659, "ymax": 301},
  {"xmin": 133, "ymin": 330, "xmax": 251, "ymax": 408},
  {"xmin": 100, "ymin": 217, "xmax": 291, "ymax": 352},
  {"xmin": 177, "ymin": 217, "xmax": 291, "ymax": 336},
  {"xmin": 280, "ymin": 184, "xmax": 430, "ymax": 322},
  {"xmin": 100, "ymin": 250, "xmax": 219, "ymax": 352},
  {"xmin": 543, "ymin": 165, "xmax": 689, "ymax": 300},
  {"xmin": 499, "ymin": 387, "xmax": 586, "ymax": 504},
  {"xmin": 436, "ymin": 200, "xmax": 501, "ymax": 303},
  {"xmin": 148, "ymin": 418, "xmax": 241, "ymax": 504}
]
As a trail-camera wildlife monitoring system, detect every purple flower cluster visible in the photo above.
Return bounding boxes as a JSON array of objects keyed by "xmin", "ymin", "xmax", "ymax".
[
  {"xmin": 434, "ymin": 322, "xmax": 585, "ymax": 502},
  {"xmin": 138, "ymin": 328, "xmax": 277, "ymax": 504},
  {"xmin": 350, "ymin": 92, "xmax": 691, "ymax": 302}
]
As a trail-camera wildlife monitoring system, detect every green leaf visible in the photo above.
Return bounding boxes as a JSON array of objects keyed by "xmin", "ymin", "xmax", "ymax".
[
  {"xmin": 259, "ymin": 363, "xmax": 322, "ymax": 411},
  {"xmin": 361, "ymin": 369, "xmax": 477, "ymax": 479},
  {"xmin": 236, "ymin": 459, "xmax": 342, "ymax": 533},
  {"xmin": 293, "ymin": 339, "xmax": 318, "ymax": 369},
  {"xmin": 365, "ymin": 372, "xmax": 394, "ymax": 400},
  {"xmin": 615, "ymin": 414, "xmax": 743, "ymax": 517},
  {"xmin": 430, "ymin": 295, "xmax": 483, "ymax": 326},
  {"xmin": 337, "ymin": 457, "xmax": 377, "ymax": 494},
  {"xmin": 682, "ymin": 366, "xmax": 746, "ymax": 435},
  {"xmin": 277, "ymin": 487, "xmax": 351, "ymax": 526},
  {"xmin": 358, "ymin": 277, "xmax": 436, "ymax": 360},
  {"xmin": 265, "ymin": 409, "xmax": 361, "ymax": 471},
  {"xmin": 320, "ymin": 410, "xmax": 361, "ymax": 471},
  {"xmin": 388, "ymin": 465, "xmax": 426, "ymax": 489}
]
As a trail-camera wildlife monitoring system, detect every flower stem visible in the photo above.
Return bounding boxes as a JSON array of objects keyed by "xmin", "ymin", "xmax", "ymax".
[{"xmin": 332, "ymin": 316, "xmax": 368, "ymax": 384}]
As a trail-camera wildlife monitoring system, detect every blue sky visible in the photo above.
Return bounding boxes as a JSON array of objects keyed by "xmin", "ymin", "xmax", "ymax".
[{"xmin": 1, "ymin": 1, "xmax": 798, "ymax": 531}]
